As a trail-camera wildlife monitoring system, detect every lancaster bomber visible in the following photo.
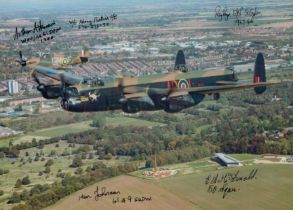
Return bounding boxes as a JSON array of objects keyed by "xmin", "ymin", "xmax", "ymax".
[{"xmin": 17, "ymin": 50, "xmax": 282, "ymax": 113}]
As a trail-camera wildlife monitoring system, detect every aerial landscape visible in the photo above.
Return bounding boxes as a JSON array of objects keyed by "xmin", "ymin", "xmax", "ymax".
[{"xmin": 0, "ymin": 0, "xmax": 293, "ymax": 209}]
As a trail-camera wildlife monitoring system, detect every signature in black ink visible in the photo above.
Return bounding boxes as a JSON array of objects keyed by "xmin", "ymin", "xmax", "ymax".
[
  {"xmin": 79, "ymin": 193, "xmax": 92, "ymax": 200},
  {"xmin": 112, "ymin": 195, "xmax": 152, "ymax": 204},
  {"xmin": 204, "ymin": 168, "xmax": 258, "ymax": 198},
  {"xmin": 77, "ymin": 186, "xmax": 151, "ymax": 204},
  {"xmin": 215, "ymin": 5, "xmax": 230, "ymax": 21},
  {"xmin": 69, "ymin": 13, "xmax": 117, "ymax": 30},
  {"xmin": 13, "ymin": 20, "xmax": 61, "ymax": 44},
  {"xmin": 214, "ymin": 5, "xmax": 261, "ymax": 26},
  {"xmin": 94, "ymin": 186, "xmax": 121, "ymax": 201}
]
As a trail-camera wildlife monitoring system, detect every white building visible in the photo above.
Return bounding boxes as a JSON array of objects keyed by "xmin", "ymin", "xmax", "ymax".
[{"xmin": 7, "ymin": 80, "xmax": 19, "ymax": 95}]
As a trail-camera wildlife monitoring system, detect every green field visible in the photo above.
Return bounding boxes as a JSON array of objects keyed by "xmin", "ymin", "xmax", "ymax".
[
  {"xmin": 156, "ymin": 164, "xmax": 293, "ymax": 210},
  {"xmin": 30, "ymin": 116, "xmax": 164, "ymax": 138},
  {"xmin": 29, "ymin": 121, "xmax": 94, "ymax": 138},
  {"xmin": 0, "ymin": 152, "xmax": 133, "ymax": 210},
  {"xmin": 45, "ymin": 157, "xmax": 293, "ymax": 210},
  {"xmin": 106, "ymin": 116, "xmax": 165, "ymax": 127},
  {"xmin": 132, "ymin": 156, "xmax": 293, "ymax": 210},
  {"xmin": 0, "ymin": 116, "xmax": 166, "ymax": 146}
]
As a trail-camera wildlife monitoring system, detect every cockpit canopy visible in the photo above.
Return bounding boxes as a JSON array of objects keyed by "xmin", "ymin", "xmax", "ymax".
[
  {"xmin": 81, "ymin": 76, "xmax": 104, "ymax": 87},
  {"xmin": 225, "ymin": 66, "xmax": 237, "ymax": 80}
]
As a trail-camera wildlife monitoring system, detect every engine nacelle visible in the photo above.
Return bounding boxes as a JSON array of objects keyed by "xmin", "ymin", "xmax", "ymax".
[
  {"xmin": 213, "ymin": 93, "xmax": 220, "ymax": 100},
  {"xmin": 122, "ymin": 103, "xmax": 140, "ymax": 113},
  {"xmin": 164, "ymin": 102, "xmax": 185, "ymax": 113},
  {"xmin": 38, "ymin": 85, "xmax": 61, "ymax": 99},
  {"xmin": 121, "ymin": 96, "xmax": 155, "ymax": 113},
  {"xmin": 164, "ymin": 93, "xmax": 205, "ymax": 113},
  {"xmin": 37, "ymin": 85, "xmax": 79, "ymax": 99}
]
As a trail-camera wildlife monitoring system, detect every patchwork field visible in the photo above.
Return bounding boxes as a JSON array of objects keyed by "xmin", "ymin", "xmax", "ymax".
[
  {"xmin": 46, "ymin": 175, "xmax": 198, "ymax": 210},
  {"xmin": 45, "ymin": 158, "xmax": 293, "ymax": 210}
]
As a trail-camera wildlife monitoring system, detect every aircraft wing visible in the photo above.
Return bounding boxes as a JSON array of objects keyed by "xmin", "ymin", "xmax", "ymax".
[
  {"xmin": 124, "ymin": 92, "xmax": 155, "ymax": 106},
  {"xmin": 124, "ymin": 92, "xmax": 147, "ymax": 99},
  {"xmin": 123, "ymin": 80, "xmax": 284, "ymax": 96},
  {"xmin": 173, "ymin": 80, "xmax": 282, "ymax": 94},
  {"xmin": 34, "ymin": 65, "xmax": 83, "ymax": 85}
]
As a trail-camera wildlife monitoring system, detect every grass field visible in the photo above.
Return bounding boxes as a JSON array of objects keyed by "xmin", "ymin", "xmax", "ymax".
[
  {"xmin": 157, "ymin": 164, "xmax": 293, "ymax": 210},
  {"xmin": 0, "ymin": 116, "xmax": 166, "ymax": 146},
  {"xmin": 46, "ymin": 175, "xmax": 198, "ymax": 210},
  {"xmin": 30, "ymin": 116, "xmax": 164, "ymax": 138},
  {"xmin": 0, "ymin": 154, "xmax": 133, "ymax": 210},
  {"xmin": 44, "ymin": 158, "xmax": 293, "ymax": 210},
  {"xmin": 29, "ymin": 121, "xmax": 94, "ymax": 137},
  {"xmin": 18, "ymin": 140, "xmax": 88, "ymax": 157}
]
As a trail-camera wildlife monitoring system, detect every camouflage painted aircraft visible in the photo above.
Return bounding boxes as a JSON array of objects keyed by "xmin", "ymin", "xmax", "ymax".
[
  {"xmin": 17, "ymin": 50, "xmax": 90, "ymax": 72},
  {"xmin": 51, "ymin": 49, "xmax": 90, "ymax": 67},
  {"xmin": 17, "ymin": 50, "xmax": 282, "ymax": 113}
]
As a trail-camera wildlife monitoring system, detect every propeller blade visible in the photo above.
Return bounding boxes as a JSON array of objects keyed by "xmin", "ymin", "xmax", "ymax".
[
  {"xmin": 32, "ymin": 72, "xmax": 41, "ymax": 84},
  {"xmin": 60, "ymin": 73, "xmax": 67, "ymax": 98},
  {"xmin": 21, "ymin": 66, "xmax": 26, "ymax": 74},
  {"xmin": 19, "ymin": 51, "xmax": 23, "ymax": 60}
]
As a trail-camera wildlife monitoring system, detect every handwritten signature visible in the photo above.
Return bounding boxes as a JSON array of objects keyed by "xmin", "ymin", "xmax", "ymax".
[
  {"xmin": 112, "ymin": 195, "xmax": 152, "ymax": 204},
  {"xmin": 13, "ymin": 20, "xmax": 61, "ymax": 44},
  {"xmin": 214, "ymin": 5, "xmax": 261, "ymax": 26},
  {"xmin": 69, "ymin": 13, "xmax": 117, "ymax": 30},
  {"xmin": 94, "ymin": 186, "xmax": 121, "ymax": 201},
  {"xmin": 205, "ymin": 168, "xmax": 258, "ymax": 198},
  {"xmin": 78, "ymin": 185, "xmax": 152, "ymax": 204}
]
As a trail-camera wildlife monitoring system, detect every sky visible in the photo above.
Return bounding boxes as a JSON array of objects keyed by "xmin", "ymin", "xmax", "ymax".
[{"xmin": 0, "ymin": 0, "xmax": 174, "ymax": 10}]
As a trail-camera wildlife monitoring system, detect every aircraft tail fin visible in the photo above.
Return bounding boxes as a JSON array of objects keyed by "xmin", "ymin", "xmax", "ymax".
[
  {"xmin": 254, "ymin": 52, "xmax": 266, "ymax": 94},
  {"xmin": 175, "ymin": 50, "xmax": 188, "ymax": 72},
  {"xmin": 78, "ymin": 49, "xmax": 90, "ymax": 64}
]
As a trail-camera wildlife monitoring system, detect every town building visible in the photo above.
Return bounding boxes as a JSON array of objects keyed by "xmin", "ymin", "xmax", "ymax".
[
  {"xmin": 212, "ymin": 153, "xmax": 241, "ymax": 167},
  {"xmin": 7, "ymin": 80, "xmax": 19, "ymax": 95}
]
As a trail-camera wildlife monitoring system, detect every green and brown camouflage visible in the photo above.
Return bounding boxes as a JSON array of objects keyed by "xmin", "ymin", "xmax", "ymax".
[
  {"xmin": 22, "ymin": 50, "xmax": 283, "ymax": 113},
  {"xmin": 24, "ymin": 49, "xmax": 90, "ymax": 69}
]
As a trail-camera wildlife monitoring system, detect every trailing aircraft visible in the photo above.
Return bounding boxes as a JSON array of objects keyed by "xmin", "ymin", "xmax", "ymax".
[
  {"xmin": 16, "ymin": 50, "xmax": 90, "ymax": 73},
  {"xmin": 16, "ymin": 50, "xmax": 283, "ymax": 113}
]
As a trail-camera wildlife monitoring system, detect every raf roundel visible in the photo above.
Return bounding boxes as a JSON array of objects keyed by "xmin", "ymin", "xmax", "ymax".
[{"xmin": 178, "ymin": 79, "xmax": 190, "ymax": 89}]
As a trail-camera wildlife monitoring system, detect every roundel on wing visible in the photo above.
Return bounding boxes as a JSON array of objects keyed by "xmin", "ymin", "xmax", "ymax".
[
  {"xmin": 178, "ymin": 79, "xmax": 190, "ymax": 89},
  {"xmin": 63, "ymin": 58, "xmax": 69, "ymax": 64},
  {"xmin": 63, "ymin": 57, "xmax": 71, "ymax": 65}
]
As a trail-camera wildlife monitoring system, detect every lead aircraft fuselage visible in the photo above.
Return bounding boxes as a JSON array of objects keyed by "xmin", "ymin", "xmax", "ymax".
[
  {"xmin": 28, "ymin": 52, "xmax": 278, "ymax": 113},
  {"xmin": 63, "ymin": 69, "xmax": 235, "ymax": 113}
]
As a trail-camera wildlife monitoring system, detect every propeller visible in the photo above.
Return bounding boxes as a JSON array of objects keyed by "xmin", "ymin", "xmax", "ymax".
[
  {"xmin": 15, "ymin": 51, "xmax": 27, "ymax": 73},
  {"xmin": 60, "ymin": 73, "xmax": 76, "ymax": 99},
  {"xmin": 60, "ymin": 73, "xmax": 67, "ymax": 98},
  {"xmin": 32, "ymin": 72, "xmax": 46, "ymax": 92},
  {"xmin": 58, "ymin": 73, "xmax": 68, "ymax": 109}
]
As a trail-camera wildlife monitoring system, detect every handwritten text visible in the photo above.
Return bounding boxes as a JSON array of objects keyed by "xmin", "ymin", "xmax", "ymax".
[{"xmin": 204, "ymin": 168, "xmax": 258, "ymax": 198}]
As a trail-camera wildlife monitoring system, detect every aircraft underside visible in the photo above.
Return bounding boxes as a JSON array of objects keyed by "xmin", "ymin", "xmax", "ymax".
[{"xmin": 61, "ymin": 90, "xmax": 206, "ymax": 113}]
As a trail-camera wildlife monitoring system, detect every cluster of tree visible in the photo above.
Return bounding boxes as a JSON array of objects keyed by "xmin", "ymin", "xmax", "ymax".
[
  {"xmin": 91, "ymin": 115, "xmax": 106, "ymax": 128},
  {"xmin": 14, "ymin": 176, "xmax": 31, "ymax": 188},
  {"xmin": 151, "ymin": 145, "xmax": 212, "ymax": 166},
  {"xmin": 70, "ymin": 156, "xmax": 83, "ymax": 168},
  {"xmin": 0, "ymin": 111, "xmax": 107, "ymax": 132},
  {"xmin": 15, "ymin": 137, "xmax": 60, "ymax": 150},
  {"xmin": 0, "ymin": 168, "xmax": 9, "ymax": 175},
  {"xmin": 63, "ymin": 129, "xmax": 103, "ymax": 145},
  {"xmin": 10, "ymin": 162, "xmax": 138, "ymax": 210},
  {"xmin": 0, "ymin": 147, "xmax": 19, "ymax": 158},
  {"xmin": 0, "ymin": 137, "xmax": 60, "ymax": 158}
]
